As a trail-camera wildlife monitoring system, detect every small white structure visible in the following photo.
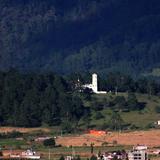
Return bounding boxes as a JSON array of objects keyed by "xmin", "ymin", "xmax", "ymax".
[
  {"xmin": 10, "ymin": 149, "xmax": 41, "ymax": 159},
  {"xmin": 65, "ymin": 156, "xmax": 73, "ymax": 160},
  {"xmin": 133, "ymin": 145, "xmax": 148, "ymax": 151},
  {"xmin": 102, "ymin": 154, "xmax": 113, "ymax": 160},
  {"xmin": 128, "ymin": 150, "xmax": 148, "ymax": 160},
  {"xmin": 153, "ymin": 149, "xmax": 160, "ymax": 155},
  {"xmin": 157, "ymin": 120, "xmax": 160, "ymax": 125},
  {"xmin": 35, "ymin": 136, "xmax": 51, "ymax": 142},
  {"xmin": 21, "ymin": 149, "xmax": 40, "ymax": 159},
  {"xmin": 83, "ymin": 73, "xmax": 107, "ymax": 94}
]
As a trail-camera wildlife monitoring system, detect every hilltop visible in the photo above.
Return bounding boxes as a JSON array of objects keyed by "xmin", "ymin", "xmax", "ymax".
[{"xmin": 0, "ymin": 70, "xmax": 160, "ymax": 130}]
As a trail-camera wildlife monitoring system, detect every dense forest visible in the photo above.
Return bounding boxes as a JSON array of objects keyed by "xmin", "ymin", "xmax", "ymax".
[
  {"xmin": 0, "ymin": 70, "xmax": 86, "ymax": 127},
  {"xmin": 0, "ymin": 70, "xmax": 160, "ymax": 128},
  {"xmin": 0, "ymin": 0, "xmax": 160, "ymax": 76}
]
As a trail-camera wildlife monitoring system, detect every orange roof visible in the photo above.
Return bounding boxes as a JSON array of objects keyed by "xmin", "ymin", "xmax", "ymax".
[{"xmin": 89, "ymin": 130, "xmax": 106, "ymax": 135}]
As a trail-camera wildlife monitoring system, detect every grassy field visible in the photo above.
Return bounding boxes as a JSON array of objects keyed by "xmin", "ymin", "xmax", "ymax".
[
  {"xmin": 86, "ymin": 93, "xmax": 160, "ymax": 129},
  {"xmin": 0, "ymin": 139, "xmax": 26, "ymax": 146},
  {"xmin": 38, "ymin": 145, "xmax": 130, "ymax": 153}
]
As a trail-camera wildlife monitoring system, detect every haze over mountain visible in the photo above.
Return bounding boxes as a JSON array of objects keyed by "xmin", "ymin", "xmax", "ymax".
[{"xmin": 0, "ymin": 0, "xmax": 160, "ymax": 76}]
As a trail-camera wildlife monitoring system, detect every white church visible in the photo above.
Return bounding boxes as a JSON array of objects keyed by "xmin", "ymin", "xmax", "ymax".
[{"xmin": 83, "ymin": 73, "xmax": 107, "ymax": 94}]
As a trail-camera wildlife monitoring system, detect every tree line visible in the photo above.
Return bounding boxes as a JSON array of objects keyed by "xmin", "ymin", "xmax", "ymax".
[
  {"xmin": 0, "ymin": 70, "xmax": 160, "ymax": 128},
  {"xmin": 70, "ymin": 72, "xmax": 160, "ymax": 96},
  {"xmin": 0, "ymin": 70, "xmax": 85, "ymax": 127},
  {"xmin": 0, "ymin": 0, "xmax": 160, "ymax": 76}
]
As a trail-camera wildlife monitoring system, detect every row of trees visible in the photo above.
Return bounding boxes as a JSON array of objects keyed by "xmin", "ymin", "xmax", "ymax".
[
  {"xmin": 0, "ymin": 70, "xmax": 159, "ymax": 128},
  {"xmin": 70, "ymin": 72, "xmax": 160, "ymax": 96},
  {"xmin": 0, "ymin": 70, "xmax": 86, "ymax": 127}
]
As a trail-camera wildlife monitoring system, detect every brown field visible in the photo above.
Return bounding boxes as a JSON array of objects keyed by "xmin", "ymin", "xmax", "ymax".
[
  {"xmin": 1, "ymin": 128, "xmax": 160, "ymax": 160},
  {"xmin": 0, "ymin": 127, "xmax": 51, "ymax": 133},
  {"xmin": 0, "ymin": 127, "xmax": 160, "ymax": 148},
  {"xmin": 56, "ymin": 130, "xmax": 160, "ymax": 147}
]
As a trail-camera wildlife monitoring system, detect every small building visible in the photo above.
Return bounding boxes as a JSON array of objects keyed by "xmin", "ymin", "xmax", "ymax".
[
  {"xmin": 133, "ymin": 145, "xmax": 148, "ymax": 151},
  {"xmin": 97, "ymin": 150, "xmax": 127, "ymax": 160},
  {"xmin": 34, "ymin": 136, "xmax": 51, "ymax": 142},
  {"xmin": 65, "ymin": 156, "xmax": 73, "ymax": 160},
  {"xmin": 82, "ymin": 73, "xmax": 107, "ymax": 94},
  {"xmin": 89, "ymin": 130, "xmax": 106, "ymax": 136},
  {"xmin": 157, "ymin": 120, "xmax": 160, "ymax": 125},
  {"xmin": 128, "ymin": 150, "xmax": 148, "ymax": 160},
  {"xmin": 153, "ymin": 149, "xmax": 160, "ymax": 155}
]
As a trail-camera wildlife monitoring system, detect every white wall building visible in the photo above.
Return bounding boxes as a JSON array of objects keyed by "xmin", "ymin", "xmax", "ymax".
[
  {"xmin": 157, "ymin": 120, "xmax": 160, "ymax": 125},
  {"xmin": 83, "ymin": 73, "xmax": 107, "ymax": 94},
  {"xmin": 128, "ymin": 150, "xmax": 148, "ymax": 160}
]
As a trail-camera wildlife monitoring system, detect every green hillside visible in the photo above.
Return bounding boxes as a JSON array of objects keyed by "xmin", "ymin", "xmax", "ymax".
[
  {"xmin": 0, "ymin": 70, "xmax": 160, "ymax": 130},
  {"xmin": 80, "ymin": 93, "xmax": 160, "ymax": 130}
]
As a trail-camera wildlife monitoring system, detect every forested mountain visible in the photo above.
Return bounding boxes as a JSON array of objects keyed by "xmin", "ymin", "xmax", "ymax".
[{"xmin": 0, "ymin": 0, "xmax": 160, "ymax": 75}]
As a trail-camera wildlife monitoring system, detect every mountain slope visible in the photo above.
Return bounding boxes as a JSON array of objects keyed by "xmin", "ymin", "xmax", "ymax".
[{"xmin": 0, "ymin": 0, "xmax": 160, "ymax": 75}]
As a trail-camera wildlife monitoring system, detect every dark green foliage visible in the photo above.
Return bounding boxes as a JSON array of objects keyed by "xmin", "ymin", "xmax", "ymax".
[
  {"xmin": 0, "ymin": 70, "xmax": 86, "ymax": 127},
  {"xmin": 75, "ymin": 155, "xmax": 81, "ymax": 160},
  {"xmin": 129, "ymin": 124, "xmax": 140, "ymax": 130},
  {"xmin": 155, "ymin": 106, "xmax": 160, "ymax": 113},
  {"xmin": 127, "ymin": 93, "xmax": 138, "ymax": 109},
  {"xmin": 145, "ymin": 123, "xmax": 155, "ymax": 129},
  {"xmin": 0, "ymin": 131, "xmax": 23, "ymax": 139},
  {"xmin": 59, "ymin": 155, "xmax": 65, "ymax": 160},
  {"xmin": 61, "ymin": 121, "xmax": 73, "ymax": 133},
  {"xmin": 109, "ymin": 112, "xmax": 124, "ymax": 131},
  {"xmin": 43, "ymin": 138, "xmax": 56, "ymax": 147},
  {"xmin": 77, "ymin": 155, "xmax": 81, "ymax": 160},
  {"xmin": 113, "ymin": 96, "xmax": 126, "ymax": 111},
  {"xmin": 91, "ymin": 100, "xmax": 104, "ymax": 111},
  {"xmin": 0, "ymin": 1, "xmax": 160, "ymax": 75},
  {"xmin": 101, "ymin": 142, "xmax": 108, "ymax": 146},
  {"xmin": 90, "ymin": 155, "xmax": 97, "ymax": 160},
  {"xmin": 94, "ymin": 112, "xmax": 104, "ymax": 120},
  {"xmin": 0, "ymin": 70, "xmax": 158, "ymax": 129},
  {"xmin": 127, "ymin": 93, "xmax": 141, "ymax": 110},
  {"xmin": 7, "ymin": 131, "xmax": 23, "ymax": 138},
  {"xmin": 90, "ymin": 143, "xmax": 94, "ymax": 154},
  {"xmin": 0, "ymin": 151, "xmax": 2, "ymax": 156}
]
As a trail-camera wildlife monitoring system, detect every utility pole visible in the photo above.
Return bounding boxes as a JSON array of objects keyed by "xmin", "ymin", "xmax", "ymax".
[{"xmin": 48, "ymin": 148, "xmax": 51, "ymax": 160}]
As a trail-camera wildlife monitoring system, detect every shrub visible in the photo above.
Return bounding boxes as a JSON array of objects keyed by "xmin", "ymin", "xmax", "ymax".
[
  {"xmin": 59, "ymin": 155, "xmax": 65, "ymax": 160},
  {"xmin": 43, "ymin": 138, "xmax": 55, "ymax": 147},
  {"xmin": 90, "ymin": 155, "xmax": 97, "ymax": 160},
  {"xmin": 0, "ymin": 151, "xmax": 3, "ymax": 156},
  {"xmin": 145, "ymin": 123, "xmax": 155, "ymax": 129},
  {"xmin": 8, "ymin": 130, "xmax": 23, "ymax": 138},
  {"xmin": 155, "ymin": 106, "xmax": 160, "ymax": 113},
  {"xmin": 100, "ymin": 123, "xmax": 109, "ymax": 130},
  {"xmin": 112, "ymin": 140, "xmax": 117, "ymax": 145},
  {"xmin": 94, "ymin": 112, "xmax": 104, "ymax": 120},
  {"xmin": 101, "ymin": 142, "xmax": 108, "ymax": 146},
  {"xmin": 0, "ymin": 131, "xmax": 23, "ymax": 139},
  {"xmin": 129, "ymin": 124, "xmax": 140, "ymax": 130},
  {"xmin": 61, "ymin": 122, "xmax": 73, "ymax": 133},
  {"xmin": 83, "ymin": 143, "xmax": 87, "ymax": 146},
  {"xmin": 76, "ymin": 155, "xmax": 81, "ymax": 160}
]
